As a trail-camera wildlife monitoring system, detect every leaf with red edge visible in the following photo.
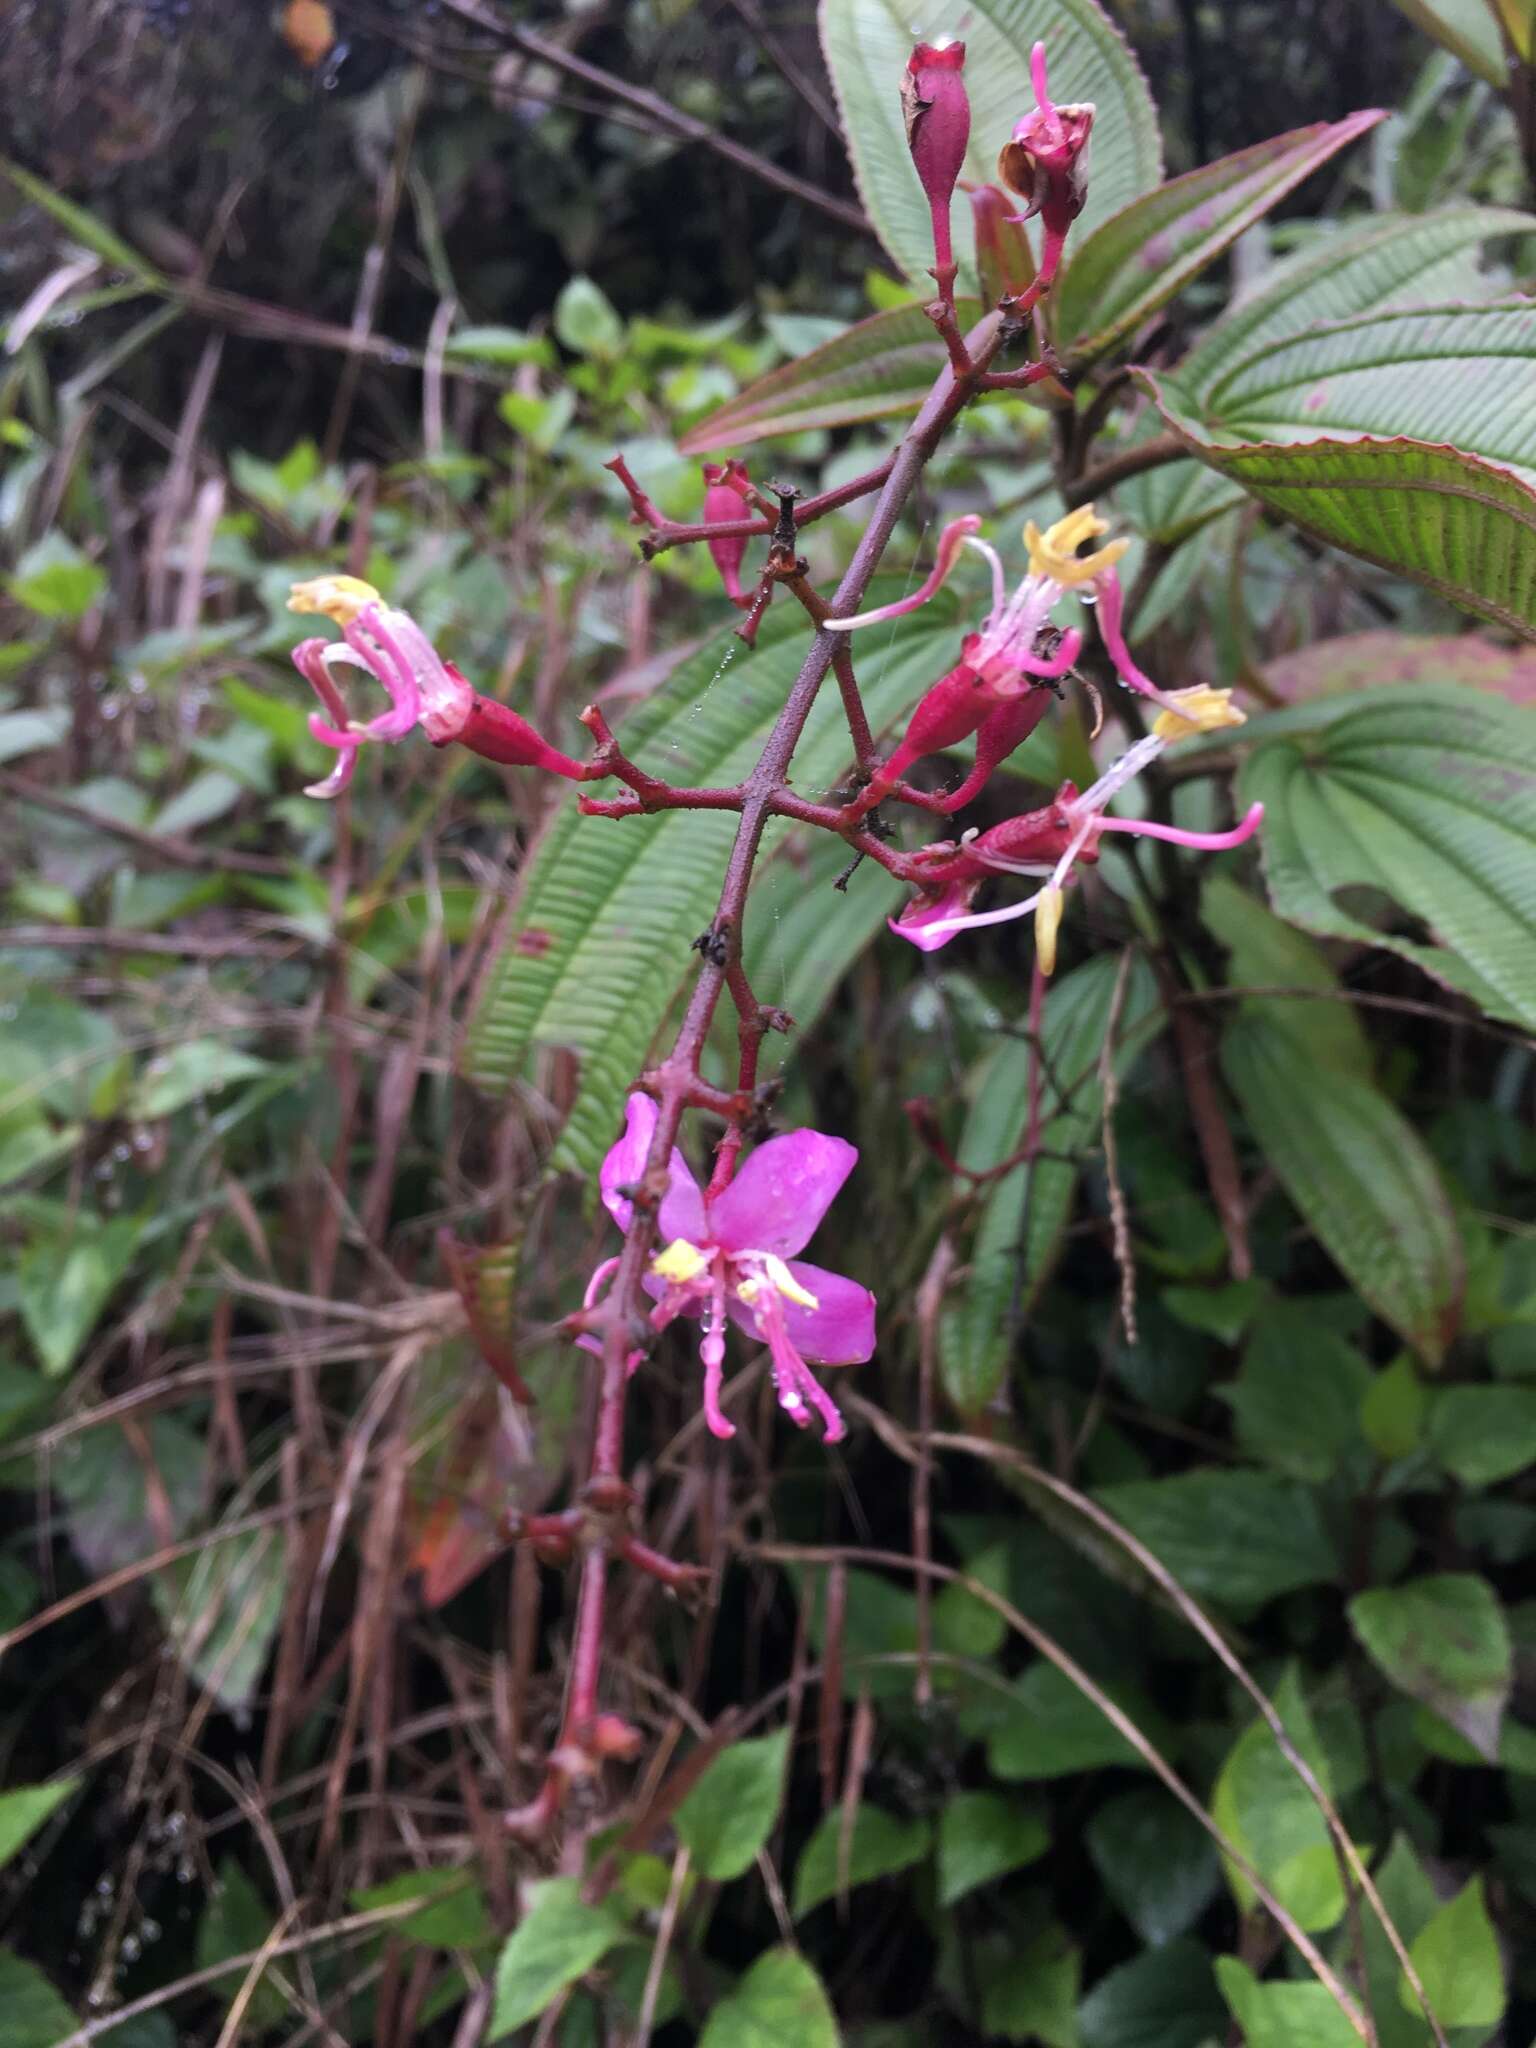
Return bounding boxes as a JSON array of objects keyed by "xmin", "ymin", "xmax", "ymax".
[
  {"xmin": 679, "ymin": 300, "xmax": 978, "ymax": 454},
  {"xmin": 1264, "ymin": 630, "xmax": 1536, "ymax": 707},
  {"xmin": 1053, "ymin": 112, "xmax": 1386, "ymax": 366}
]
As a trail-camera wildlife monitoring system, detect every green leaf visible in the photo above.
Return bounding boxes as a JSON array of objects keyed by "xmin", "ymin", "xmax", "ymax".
[
  {"xmin": 1240, "ymin": 688, "xmax": 1536, "ymax": 1032},
  {"xmin": 936, "ymin": 1790, "xmax": 1049, "ymax": 1905},
  {"xmin": 977, "ymin": 1923, "xmax": 1080, "ymax": 2046},
  {"xmin": 680, "ymin": 299, "xmax": 978, "ymax": 451},
  {"xmin": 1211, "ymin": 1666, "xmax": 1343, "ymax": 1931},
  {"xmin": 674, "ymin": 1730, "xmax": 789, "ymax": 1881},
  {"xmin": 350, "ymin": 1867, "xmax": 492, "ymax": 1950},
  {"xmin": 698, "ymin": 1947, "xmax": 838, "ymax": 2048},
  {"xmin": 461, "ymin": 600, "xmax": 957, "ymax": 1175},
  {"xmin": 1083, "ymin": 1789, "xmax": 1219, "ymax": 1947},
  {"xmin": 1176, "ymin": 206, "xmax": 1536, "ymax": 406},
  {"xmin": 196, "ymin": 1858, "xmax": 288, "ymax": 2033},
  {"xmin": 0, "ymin": 1947, "xmax": 79, "ymax": 2048},
  {"xmin": 489, "ymin": 1878, "xmax": 627, "ymax": 2039},
  {"xmin": 1387, "ymin": 0, "xmax": 1508, "ymax": 81},
  {"xmin": 443, "ymin": 324, "xmax": 551, "ymax": 366},
  {"xmin": 1218, "ymin": 1302, "xmax": 1371, "ymax": 1481},
  {"xmin": 152, "ymin": 1527, "xmax": 286, "ymax": 1710},
  {"xmin": 987, "ymin": 1661, "xmax": 1160, "ymax": 1780},
  {"xmin": 18, "ymin": 1213, "xmax": 141, "ymax": 1376},
  {"xmin": 792, "ymin": 1803, "xmax": 931, "ymax": 1918},
  {"xmin": 1427, "ymin": 1384, "xmax": 1536, "ymax": 1487},
  {"xmin": 1361, "ymin": 1355, "xmax": 1429, "ymax": 1461},
  {"xmin": 1220, "ymin": 1010, "xmax": 1464, "ymax": 1366},
  {"xmin": 1096, "ymin": 1470, "xmax": 1336, "ymax": 1611},
  {"xmin": 132, "ymin": 1040, "xmax": 271, "ymax": 1119},
  {"xmin": 0, "ymin": 158, "xmax": 164, "ymax": 283},
  {"xmin": 1215, "ymin": 1958, "xmax": 1361, "ymax": 2048},
  {"xmin": 1200, "ymin": 873, "xmax": 1370, "ymax": 1077},
  {"xmin": 0, "ymin": 1778, "xmax": 78, "ymax": 1872},
  {"xmin": 1078, "ymin": 1939, "xmax": 1225, "ymax": 2048},
  {"xmin": 740, "ymin": 828, "xmax": 904, "ymax": 1039},
  {"xmin": 940, "ymin": 952, "xmax": 1160, "ymax": 1412},
  {"xmin": 1348, "ymin": 1573, "xmax": 1512, "ymax": 1761},
  {"xmin": 1140, "ymin": 304, "xmax": 1536, "ymax": 637},
  {"xmin": 820, "ymin": 0, "xmax": 1161, "ymax": 290},
  {"xmin": 1402, "ymin": 1876, "xmax": 1504, "ymax": 2027},
  {"xmin": 7, "ymin": 532, "xmax": 106, "ymax": 620},
  {"xmin": 1055, "ymin": 113, "xmax": 1384, "ymax": 366},
  {"xmin": 0, "ymin": 707, "xmax": 69, "ymax": 763},
  {"xmin": 554, "ymin": 276, "xmax": 623, "ymax": 358}
]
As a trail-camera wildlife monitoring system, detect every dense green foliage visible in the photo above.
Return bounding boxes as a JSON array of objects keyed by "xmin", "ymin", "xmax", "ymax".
[{"xmin": 2, "ymin": 1, "xmax": 1536, "ymax": 2043}]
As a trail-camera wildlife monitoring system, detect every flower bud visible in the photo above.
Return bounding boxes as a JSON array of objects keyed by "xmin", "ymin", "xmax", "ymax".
[
  {"xmin": 997, "ymin": 42, "xmax": 1094, "ymax": 291},
  {"xmin": 701, "ymin": 459, "xmax": 755, "ymax": 610},
  {"xmin": 900, "ymin": 41, "xmax": 970, "ymax": 296}
]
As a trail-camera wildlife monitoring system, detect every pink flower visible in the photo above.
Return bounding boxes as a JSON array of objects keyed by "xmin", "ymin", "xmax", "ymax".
[
  {"xmin": 891, "ymin": 702, "xmax": 1263, "ymax": 957},
  {"xmin": 701, "ymin": 459, "xmax": 756, "ymax": 610},
  {"xmin": 287, "ymin": 576, "xmax": 588, "ymax": 797},
  {"xmin": 997, "ymin": 42, "xmax": 1094, "ymax": 294},
  {"xmin": 589, "ymin": 1095, "xmax": 876, "ymax": 1444},
  {"xmin": 901, "ymin": 40, "xmax": 971, "ymax": 297}
]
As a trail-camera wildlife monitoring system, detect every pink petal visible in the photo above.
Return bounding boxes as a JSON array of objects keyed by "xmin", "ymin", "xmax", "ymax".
[
  {"xmin": 707, "ymin": 1129, "xmax": 857, "ymax": 1256},
  {"xmin": 599, "ymin": 1093, "xmax": 707, "ymax": 1241},
  {"xmin": 344, "ymin": 608, "xmax": 424, "ymax": 739},
  {"xmin": 824, "ymin": 516, "xmax": 981, "ymax": 632},
  {"xmin": 780, "ymin": 1262, "xmax": 876, "ymax": 1365},
  {"xmin": 889, "ymin": 879, "xmax": 980, "ymax": 952}
]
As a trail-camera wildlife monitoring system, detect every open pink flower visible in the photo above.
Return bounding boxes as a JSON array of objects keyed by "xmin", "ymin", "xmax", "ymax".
[
  {"xmin": 287, "ymin": 576, "xmax": 588, "ymax": 797},
  {"xmin": 997, "ymin": 42, "xmax": 1094, "ymax": 294},
  {"xmin": 588, "ymin": 1095, "xmax": 876, "ymax": 1444},
  {"xmin": 891, "ymin": 696, "xmax": 1263, "ymax": 957}
]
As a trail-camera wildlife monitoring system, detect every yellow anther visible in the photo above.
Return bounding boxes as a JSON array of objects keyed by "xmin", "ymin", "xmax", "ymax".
[
  {"xmin": 1152, "ymin": 685, "xmax": 1247, "ymax": 741},
  {"xmin": 651, "ymin": 1238, "xmax": 710, "ymax": 1286},
  {"xmin": 1035, "ymin": 884, "xmax": 1064, "ymax": 976},
  {"xmin": 761, "ymin": 1253, "xmax": 819, "ymax": 1310},
  {"xmin": 288, "ymin": 574, "xmax": 381, "ymax": 628},
  {"xmin": 1025, "ymin": 503, "xmax": 1129, "ymax": 587}
]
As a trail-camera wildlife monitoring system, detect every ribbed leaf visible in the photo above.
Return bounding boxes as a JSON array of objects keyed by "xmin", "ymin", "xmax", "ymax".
[
  {"xmin": 941, "ymin": 952, "xmax": 1160, "ymax": 1413},
  {"xmin": 1054, "ymin": 113, "xmax": 1385, "ymax": 366},
  {"xmin": 1239, "ymin": 684, "xmax": 1536, "ymax": 1030},
  {"xmin": 819, "ymin": 0, "xmax": 1160, "ymax": 292},
  {"xmin": 461, "ymin": 603, "xmax": 956, "ymax": 1177},
  {"xmin": 679, "ymin": 300, "xmax": 976, "ymax": 453},
  {"xmin": 1387, "ymin": 0, "xmax": 1508, "ymax": 82},
  {"xmin": 1140, "ymin": 352, "xmax": 1536, "ymax": 639},
  {"xmin": 1175, "ymin": 206, "xmax": 1536, "ymax": 403},
  {"xmin": 1220, "ymin": 1009, "xmax": 1464, "ymax": 1364}
]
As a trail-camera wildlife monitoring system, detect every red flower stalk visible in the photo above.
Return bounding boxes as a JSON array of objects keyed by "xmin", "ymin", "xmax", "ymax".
[
  {"xmin": 901, "ymin": 40, "xmax": 971, "ymax": 308},
  {"xmin": 702, "ymin": 459, "xmax": 756, "ymax": 610},
  {"xmin": 997, "ymin": 41, "xmax": 1094, "ymax": 295}
]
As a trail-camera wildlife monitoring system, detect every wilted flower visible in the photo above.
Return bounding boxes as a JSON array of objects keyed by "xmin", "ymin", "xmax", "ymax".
[
  {"xmin": 287, "ymin": 576, "xmax": 588, "ymax": 797},
  {"xmin": 827, "ymin": 504, "xmax": 1185, "ymax": 814},
  {"xmin": 997, "ymin": 41, "xmax": 1094, "ymax": 294},
  {"xmin": 588, "ymin": 1094, "xmax": 876, "ymax": 1444},
  {"xmin": 891, "ymin": 692, "xmax": 1262, "ymax": 955},
  {"xmin": 701, "ymin": 459, "xmax": 756, "ymax": 610},
  {"xmin": 901, "ymin": 39, "xmax": 971, "ymax": 299}
]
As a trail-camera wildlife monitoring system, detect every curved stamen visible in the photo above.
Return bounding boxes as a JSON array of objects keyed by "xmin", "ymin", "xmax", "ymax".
[
  {"xmin": 963, "ymin": 533, "xmax": 1008, "ymax": 620},
  {"xmin": 1097, "ymin": 802, "xmax": 1264, "ymax": 851},
  {"xmin": 824, "ymin": 515, "xmax": 981, "ymax": 632}
]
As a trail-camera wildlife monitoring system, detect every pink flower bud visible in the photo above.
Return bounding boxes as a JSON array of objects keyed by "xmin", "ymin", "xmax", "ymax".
[
  {"xmin": 969, "ymin": 182, "xmax": 1037, "ymax": 308},
  {"xmin": 702, "ymin": 459, "xmax": 755, "ymax": 610},
  {"xmin": 901, "ymin": 41, "xmax": 971, "ymax": 295},
  {"xmin": 450, "ymin": 689, "xmax": 589, "ymax": 780},
  {"xmin": 997, "ymin": 42, "xmax": 1094, "ymax": 291}
]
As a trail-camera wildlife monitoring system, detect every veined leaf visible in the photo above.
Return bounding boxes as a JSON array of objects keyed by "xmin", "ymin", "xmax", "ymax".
[
  {"xmin": 1349, "ymin": 1574, "xmax": 1512, "ymax": 1763},
  {"xmin": 1239, "ymin": 685, "xmax": 1536, "ymax": 1031},
  {"xmin": 1175, "ymin": 205, "xmax": 1536, "ymax": 404},
  {"xmin": 679, "ymin": 299, "xmax": 978, "ymax": 453},
  {"xmin": 1141, "ymin": 363, "xmax": 1536, "ymax": 639},
  {"xmin": 940, "ymin": 952, "xmax": 1160, "ymax": 1413},
  {"xmin": 1264, "ymin": 627, "xmax": 1536, "ymax": 706},
  {"xmin": 819, "ymin": 0, "xmax": 1160, "ymax": 292},
  {"xmin": 1220, "ymin": 1008, "xmax": 1464, "ymax": 1364},
  {"xmin": 461, "ymin": 600, "xmax": 957, "ymax": 1176},
  {"xmin": 1387, "ymin": 0, "xmax": 1508, "ymax": 81},
  {"xmin": 1054, "ymin": 113, "xmax": 1386, "ymax": 366}
]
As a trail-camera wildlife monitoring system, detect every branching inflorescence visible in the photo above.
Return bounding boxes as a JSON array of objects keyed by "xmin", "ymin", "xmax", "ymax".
[{"xmin": 280, "ymin": 37, "xmax": 1262, "ymax": 1835}]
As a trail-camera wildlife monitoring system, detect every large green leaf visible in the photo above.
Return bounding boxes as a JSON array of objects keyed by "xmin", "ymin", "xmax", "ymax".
[
  {"xmin": 489, "ymin": 1878, "xmax": 628, "ymax": 2039},
  {"xmin": 1348, "ymin": 1573, "xmax": 1512, "ymax": 1762},
  {"xmin": 792, "ymin": 1803, "xmax": 932, "ymax": 1917},
  {"xmin": 940, "ymin": 952, "xmax": 1160, "ymax": 1414},
  {"xmin": 679, "ymin": 299, "xmax": 976, "ymax": 453},
  {"xmin": 674, "ymin": 1730, "xmax": 789, "ymax": 1882},
  {"xmin": 1094, "ymin": 1472, "xmax": 1337, "ymax": 1611},
  {"xmin": 819, "ymin": 0, "xmax": 1161, "ymax": 291},
  {"xmin": 1240, "ymin": 686, "xmax": 1536, "ymax": 1031},
  {"xmin": 1220, "ymin": 1009, "xmax": 1464, "ymax": 1365},
  {"xmin": 698, "ymin": 1948, "xmax": 839, "ymax": 2048},
  {"xmin": 461, "ymin": 601, "xmax": 956, "ymax": 1176},
  {"xmin": 1175, "ymin": 206, "xmax": 1536, "ymax": 404},
  {"xmin": 1140, "ymin": 303, "xmax": 1536, "ymax": 636},
  {"xmin": 1211, "ymin": 1666, "xmax": 1344, "ymax": 1932},
  {"xmin": 1387, "ymin": 0, "xmax": 1508, "ymax": 81},
  {"xmin": 1054, "ymin": 113, "xmax": 1385, "ymax": 365}
]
